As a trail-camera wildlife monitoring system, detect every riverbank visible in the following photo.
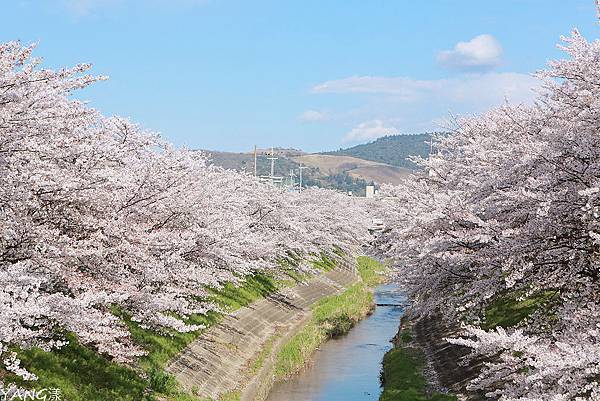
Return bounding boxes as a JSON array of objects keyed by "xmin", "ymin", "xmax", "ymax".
[
  {"xmin": 273, "ymin": 256, "xmax": 386, "ymax": 379},
  {"xmin": 4, "ymin": 255, "xmax": 383, "ymax": 401},
  {"xmin": 266, "ymin": 280, "xmax": 404, "ymax": 401},
  {"xmin": 380, "ymin": 288, "xmax": 556, "ymax": 401},
  {"xmin": 3, "ymin": 269, "xmax": 295, "ymax": 401},
  {"xmin": 379, "ymin": 317, "xmax": 459, "ymax": 401},
  {"xmin": 241, "ymin": 256, "xmax": 387, "ymax": 401},
  {"xmin": 2, "ymin": 254, "xmax": 343, "ymax": 401},
  {"xmin": 166, "ymin": 256, "xmax": 365, "ymax": 401}
]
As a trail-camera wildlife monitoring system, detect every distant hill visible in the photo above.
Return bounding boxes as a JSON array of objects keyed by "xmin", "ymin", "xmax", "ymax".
[
  {"xmin": 293, "ymin": 154, "xmax": 378, "ymax": 175},
  {"xmin": 204, "ymin": 150, "xmax": 374, "ymax": 195},
  {"xmin": 202, "ymin": 135, "xmax": 434, "ymax": 194},
  {"xmin": 348, "ymin": 165, "xmax": 410, "ymax": 184},
  {"xmin": 292, "ymin": 154, "xmax": 410, "ymax": 186},
  {"xmin": 207, "ymin": 151, "xmax": 301, "ymax": 176},
  {"xmin": 323, "ymin": 133, "xmax": 433, "ymax": 169}
]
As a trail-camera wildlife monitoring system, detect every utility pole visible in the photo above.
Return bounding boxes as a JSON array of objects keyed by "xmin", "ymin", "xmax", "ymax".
[
  {"xmin": 427, "ymin": 138, "xmax": 436, "ymax": 177},
  {"xmin": 298, "ymin": 166, "xmax": 307, "ymax": 193},
  {"xmin": 267, "ymin": 147, "xmax": 278, "ymax": 184},
  {"xmin": 253, "ymin": 145, "xmax": 257, "ymax": 177},
  {"xmin": 289, "ymin": 169, "xmax": 296, "ymax": 189},
  {"xmin": 257, "ymin": 146, "xmax": 283, "ymax": 186}
]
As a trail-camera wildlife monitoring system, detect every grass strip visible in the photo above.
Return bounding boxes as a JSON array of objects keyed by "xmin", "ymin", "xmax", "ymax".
[
  {"xmin": 249, "ymin": 334, "xmax": 279, "ymax": 375},
  {"xmin": 274, "ymin": 256, "xmax": 385, "ymax": 378}
]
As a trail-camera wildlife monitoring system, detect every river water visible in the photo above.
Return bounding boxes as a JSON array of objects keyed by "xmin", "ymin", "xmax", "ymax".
[{"xmin": 266, "ymin": 283, "xmax": 405, "ymax": 401}]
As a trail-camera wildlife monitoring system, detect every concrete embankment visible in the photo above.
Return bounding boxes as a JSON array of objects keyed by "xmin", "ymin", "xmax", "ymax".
[
  {"xmin": 166, "ymin": 261, "xmax": 357, "ymax": 400},
  {"xmin": 384, "ymin": 315, "xmax": 489, "ymax": 401},
  {"xmin": 413, "ymin": 316, "xmax": 488, "ymax": 400}
]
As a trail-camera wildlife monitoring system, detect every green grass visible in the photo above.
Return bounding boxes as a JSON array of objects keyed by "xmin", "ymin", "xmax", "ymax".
[
  {"xmin": 275, "ymin": 256, "xmax": 384, "ymax": 377},
  {"xmin": 483, "ymin": 290, "xmax": 556, "ymax": 330},
  {"xmin": 356, "ymin": 256, "xmax": 387, "ymax": 286},
  {"xmin": 274, "ymin": 321, "xmax": 327, "ymax": 377},
  {"xmin": 398, "ymin": 329, "xmax": 413, "ymax": 343},
  {"xmin": 379, "ymin": 342, "xmax": 457, "ymax": 401},
  {"xmin": 312, "ymin": 282, "xmax": 375, "ymax": 335},
  {"xmin": 310, "ymin": 252, "xmax": 338, "ymax": 271},
  {"xmin": 208, "ymin": 273, "xmax": 280, "ymax": 311},
  {"xmin": 274, "ymin": 282, "xmax": 375, "ymax": 376},
  {"xmin": 380, "ymin": 347, "xmax": 428, "ymax": 401},
  {"xmin": 249, "ymin": 334, "xmax": 279, "ymax": 375},
  {"xmin": 11, "ymin": 334, "xmax": 153, "ymax": 401}
]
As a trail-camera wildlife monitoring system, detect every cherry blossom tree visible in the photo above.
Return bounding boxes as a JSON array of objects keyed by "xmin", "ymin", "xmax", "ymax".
[
  {"xmin": 0, "ymin": 41, "xmax": 372, "ymax": 386},
  {"xmin": 376, "ymin": 29, "xmax": 600, "ymax": 400}
]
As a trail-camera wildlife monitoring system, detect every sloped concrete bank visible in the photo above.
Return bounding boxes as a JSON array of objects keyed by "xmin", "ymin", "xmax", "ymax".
[
  {"xmin": 392, "ymin": 315, "xmax": 490, "ymax": 401},
  {"xmin": 166, "ymin": 259, "xmax": 358, "ymax": 401},
  {"xmin": 239, "ymin": 309, "xmax": 310, "ymax": 401}
]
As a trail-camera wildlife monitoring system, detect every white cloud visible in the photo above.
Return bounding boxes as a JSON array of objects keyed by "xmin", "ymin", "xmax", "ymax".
[
  {"xmin": 343, "ymin": 120, "xmax": 399, "ymax": 143},
  {"xmin": 313, "ymin": 76, "xmax": 436, "ymax": 101},
  {"xmin": 312, "ymin": 72, "xmax": 542, "ymax": 143},
  {"xmin": 298, "ymin": 109, "xmax": 328, "ymax": 123},
  {"xmin": 312, "ymin": 72, "xmax": 540, "ymax": 106},
  {"xmin": 437, "ymin": 34, "xmax": 503, "ymax": 71}
]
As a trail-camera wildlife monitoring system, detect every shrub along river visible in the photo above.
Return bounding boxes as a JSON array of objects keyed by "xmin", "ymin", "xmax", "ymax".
[{"xmin": 266, "ymin": 283, "xmax": 405, "ymax": 401}]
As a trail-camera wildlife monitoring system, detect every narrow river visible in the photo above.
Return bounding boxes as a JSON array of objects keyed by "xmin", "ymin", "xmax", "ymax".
[{"xmin": 266, "ymin": 283, "xmax": 405, "ymax": 401}]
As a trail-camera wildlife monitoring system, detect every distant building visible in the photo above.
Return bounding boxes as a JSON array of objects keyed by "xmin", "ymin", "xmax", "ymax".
[{"xmin": 365, "ymin": 185, "xmax": 375, "ymax": 198}]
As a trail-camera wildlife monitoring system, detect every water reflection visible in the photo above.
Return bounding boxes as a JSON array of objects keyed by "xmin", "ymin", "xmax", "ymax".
[{"xmin": 266, "ymin": 283, "xmax": 405, "ymax": 401}]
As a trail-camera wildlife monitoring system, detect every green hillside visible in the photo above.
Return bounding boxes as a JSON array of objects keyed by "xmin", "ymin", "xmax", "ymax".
[{"xmin": 324, "ymin": 134, "xmax": 433, "ymax": 169}]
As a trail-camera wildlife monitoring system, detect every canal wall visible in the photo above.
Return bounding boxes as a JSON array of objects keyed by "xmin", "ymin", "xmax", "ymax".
[
  {"xmin": 396, "ymin": 314, "xmax": 491, "ymax": 401},
  {"xmin": 239, "ymin": 310, "xmax": 310, "ymax": 401},
  {"xmin": 166, "ymin": 258, "xmax": 358, "ymax": 401}
]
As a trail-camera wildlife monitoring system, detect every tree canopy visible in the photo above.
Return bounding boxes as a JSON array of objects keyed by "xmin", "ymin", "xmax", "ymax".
[{"xmin": 376, "ymin": 29, "xmax": 600, "ymax": 401}]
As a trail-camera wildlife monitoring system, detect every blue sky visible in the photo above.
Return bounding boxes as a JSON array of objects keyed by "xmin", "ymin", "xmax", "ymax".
[{"xmin": 2, "ymin": 0, "xmax": 598, "ymax": 152}]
